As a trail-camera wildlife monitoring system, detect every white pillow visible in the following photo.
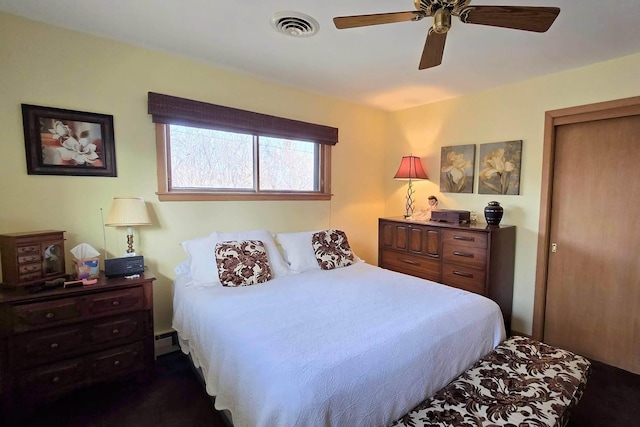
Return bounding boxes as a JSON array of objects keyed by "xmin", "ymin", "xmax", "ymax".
[
  {"xmin": 276, "ymin": 230, "xmax": 364, "ymax": 274},
  {"xmin": 181, "ymin": 235, "xmax": 217, "ymax": 285},
  {"xmin": 181, "ymin": 230, "xmax": 290, "ymax": 285},
  {"xmin": 275, "ymin": 231, "xmax": 321, "ymax": 274}
]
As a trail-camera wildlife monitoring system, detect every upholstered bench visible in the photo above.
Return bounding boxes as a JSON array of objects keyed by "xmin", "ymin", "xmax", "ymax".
[{"xmin": 392, "ymin": 336, "xmax": 591, "ymax": 427}]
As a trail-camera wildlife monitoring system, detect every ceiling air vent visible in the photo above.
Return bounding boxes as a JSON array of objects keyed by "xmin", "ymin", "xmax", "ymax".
[{"xmin": 271, "ymin": 12, "xmax": 319, "ymax": 37}]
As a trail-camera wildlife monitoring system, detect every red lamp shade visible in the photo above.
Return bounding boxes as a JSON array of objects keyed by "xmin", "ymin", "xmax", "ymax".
[{"xmin": 394, "ymin": 156, "xmax": 428, "ymax": 180}]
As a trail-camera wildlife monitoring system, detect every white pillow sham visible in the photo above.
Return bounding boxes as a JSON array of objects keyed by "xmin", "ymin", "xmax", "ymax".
[
  {"xmin": 181, "ymin": 229, "xmax": 290, "ymax": 286},
  {"xmin": 275, "ymin": 230, "xmax": 362, "ymax": 274},
  {"xmin": 274, "ymin": 231, "xmax": 321, "ymax": 274}
]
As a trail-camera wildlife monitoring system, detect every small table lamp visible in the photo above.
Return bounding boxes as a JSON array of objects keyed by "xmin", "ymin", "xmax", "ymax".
[
  {"xmin": 394, "ymin": 155, "xmax": 429, "ymax": 218},
  {"xmin": 105, "ymin": 197, "xmax": 151, "ymax": 255}
]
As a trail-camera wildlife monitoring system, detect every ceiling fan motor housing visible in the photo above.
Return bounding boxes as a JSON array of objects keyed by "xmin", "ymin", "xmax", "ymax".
[{"xmin": 433, "ymin": 8, "xmax": 452, "ymax": 33}]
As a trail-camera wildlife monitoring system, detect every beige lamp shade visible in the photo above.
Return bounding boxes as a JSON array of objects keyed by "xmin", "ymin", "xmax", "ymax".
[
  {"xmin": 105, "ymin": 197, "xmax": 151, "ymax": 227},
  {"xmin": 106, "ymin": 197, "xmax": 151, "ymax": 254}
]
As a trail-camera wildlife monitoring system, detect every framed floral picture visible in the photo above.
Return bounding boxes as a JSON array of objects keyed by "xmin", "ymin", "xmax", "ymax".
[
  {"xmin": 440, "ymin": 144, "xmax": 475, "ymax": 193},
  {"xmin": 21, "ymin": 104, "xmax": 117, "ymax": 177},
  {"xmin": 478, "ymin": 140, "xmax": 522, "ymax": 195}
]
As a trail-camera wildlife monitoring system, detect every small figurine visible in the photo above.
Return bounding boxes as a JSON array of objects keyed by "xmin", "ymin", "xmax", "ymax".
[
  {"xmin": 412, "ymin": 196, "xmax": 439, "ymax": 221},
  {"xmin": 427, "ymin": 195, "xmax": 439, "ymax": 210}
]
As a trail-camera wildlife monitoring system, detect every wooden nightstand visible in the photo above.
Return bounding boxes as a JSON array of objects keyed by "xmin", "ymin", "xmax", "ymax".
[{"xmin": 0, "ymin": 271, "xmax": 155, "ymax": 419}]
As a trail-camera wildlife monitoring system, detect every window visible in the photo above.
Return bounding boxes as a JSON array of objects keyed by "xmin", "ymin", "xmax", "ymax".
[{"xmin": 149, "ymin": 93, "xmax": 336, "ymax": 201}]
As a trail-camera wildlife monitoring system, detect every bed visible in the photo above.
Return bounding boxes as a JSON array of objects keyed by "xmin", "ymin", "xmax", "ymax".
[{"xmin": 172, "ymin": 229, "xmax": 505, "ymax": 427}]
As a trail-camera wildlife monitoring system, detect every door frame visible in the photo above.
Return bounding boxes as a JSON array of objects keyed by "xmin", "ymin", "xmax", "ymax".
[{"xmin": 532, "ymin": 95, "xmax": 640, "ymax": 340}]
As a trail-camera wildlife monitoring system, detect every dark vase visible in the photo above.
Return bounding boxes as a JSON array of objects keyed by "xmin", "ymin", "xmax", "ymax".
[{"xmin": 484, "ymin": 201, "xmax": 504, "ymax": 225}]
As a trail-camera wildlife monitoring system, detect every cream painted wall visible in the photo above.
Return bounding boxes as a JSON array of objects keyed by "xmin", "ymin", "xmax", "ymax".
[
  {"xmin": 385, "ymin": 53, "xmax": 640, "ymax": 334},
  {"xmin": 0, "ymin": 13, "xmax": 388, "ymax": 333}
]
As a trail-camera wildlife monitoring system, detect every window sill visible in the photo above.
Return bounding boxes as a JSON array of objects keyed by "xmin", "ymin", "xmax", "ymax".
[{"xmin": 156, "ymin": 191, "xmax": 332, "ymax": 202}]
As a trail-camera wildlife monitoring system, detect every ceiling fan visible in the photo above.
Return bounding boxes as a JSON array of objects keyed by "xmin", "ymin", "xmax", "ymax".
[{"xmin": 333, "ymin": 0, "xmax": 560, "ymax": 70}]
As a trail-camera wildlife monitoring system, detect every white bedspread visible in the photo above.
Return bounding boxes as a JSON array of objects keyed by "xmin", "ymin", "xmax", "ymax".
[{"xmin": 173, "ymin": 262, "xmax": 505, "ymax": 427}]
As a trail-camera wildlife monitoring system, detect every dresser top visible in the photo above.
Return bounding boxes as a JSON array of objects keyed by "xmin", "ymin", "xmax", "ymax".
[
  {"xmin": 0, "ymin": 271, "xmax": 155, "ymax": 303},
  {"xmin": 0, "ymin": 230, "xmax": 65, "ymax": 238},
  {"xmin": 380, "ymin": 217, "xmax": 514, "ymax": 230}
]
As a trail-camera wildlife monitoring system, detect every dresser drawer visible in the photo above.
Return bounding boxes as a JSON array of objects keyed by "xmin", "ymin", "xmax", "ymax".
[
  {"xmin": 14, "ymin": 325, "xmax": 84, "ymax": 364},
  {"xmin": 18, "ymin": 263, "xmax": 41, "ymax": 275},
  {"xmin": 17, "ymin": 342, "xmax": 145, "ymax": 399},
  {"xmin": 442, "ymin": 230, "xmax": 487, "ymax": 249},
  {"xmin": 442, "ymin": 263, "xmax": 486, "ymax": 295},
  {"xmin": 13, "ymin": 312, "xmax": 147, "ymax": 368},
  {"xmin": 13, "ymin": 297, "xmax": 82, "ymax": 332},
  {"xmin": 88, "ymin": 312, "xmax": 146, "ymax": 345},
  {"xmin": 18, "ymin": 358, "xmax": 85, "ymax": 397},
  {"xmin": 89, "ymin": 342, "xmax": 144, "ymax": 381},
  {"xmin": 380, "ymin": 250, "xmax": 441, "ymax": 282},
  {"xmin": 18, "ymin": 254, "xmax": 40, "ymax": 264},
  {"xmin": 17, "ymin": 245, "xmax": 40, "ymax": 255},
  {"xmin": 87, "ymin": 287, "xmax": 144, "ymax": 316},
  {"xmin": 19, "ymin": 272, "xmax": 42, "ymax": 282},
  {"xmin": 442, "ymin": 243, "xmax": 487, "ymax": 269}
]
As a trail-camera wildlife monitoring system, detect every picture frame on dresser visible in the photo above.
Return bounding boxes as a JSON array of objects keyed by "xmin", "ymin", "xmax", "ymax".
[{"xmin": 21, "ymin": 104, "xmax": 117, "ymax": 177}]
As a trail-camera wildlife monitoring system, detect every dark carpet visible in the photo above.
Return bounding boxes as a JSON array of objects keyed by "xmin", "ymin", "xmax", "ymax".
[{"xmin": 19, "ymin": 351, "xmax": 640, "ymax": 427}]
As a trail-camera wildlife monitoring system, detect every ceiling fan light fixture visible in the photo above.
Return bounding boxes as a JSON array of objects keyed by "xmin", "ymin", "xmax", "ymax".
[
  {"xmin": 432, "ymin": 8, "xmax": 451, "ymax": 34},
  {"xmin": 271, "ymin": 12, "xmax": 319, "ymax": 38}
]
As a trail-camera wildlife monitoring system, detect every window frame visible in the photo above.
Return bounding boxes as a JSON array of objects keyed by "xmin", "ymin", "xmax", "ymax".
[
  {"xmin": 154, "ymin": 124, "xmax": 332, "ymax": 201},
  {"xmin": 148, "ymin": 92, "xmax": 337, "ymax": 202}
]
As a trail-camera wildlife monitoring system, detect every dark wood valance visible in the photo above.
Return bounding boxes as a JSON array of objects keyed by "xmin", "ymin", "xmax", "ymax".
[{"xmin": 148, "ymin": 92, "xmax": 338, "ymax": 145}]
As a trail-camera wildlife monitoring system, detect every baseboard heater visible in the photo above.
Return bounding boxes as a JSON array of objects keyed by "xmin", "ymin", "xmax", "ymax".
[{"xmin": 154, "ymin": 330, "xmax": 180, "ymax": 357}]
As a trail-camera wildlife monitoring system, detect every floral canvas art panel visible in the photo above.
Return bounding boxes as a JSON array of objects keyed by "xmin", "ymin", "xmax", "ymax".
[
  {"xmin": 478, "ymin": 140, "xmax": 522, "ymax": 195},
  {"xmin": 22, "ymin": 104, "xmax": 116, "ymax": 177},
  {"xmin": 440, "ymin": 144, "xmax": 475, "ymax": 193}
]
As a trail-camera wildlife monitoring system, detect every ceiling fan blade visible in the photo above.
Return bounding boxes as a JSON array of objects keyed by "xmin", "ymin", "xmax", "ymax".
[
  {"xmin": 459, "ymin": 6, "xmax": 560, "ymax": 32},
  {"xmin": 419, "ymin": 28, "xmax": 447, "ymax": 70},
  {"xmin": 333, "ymin": 11, "xmax": 423, "ymax": 29}
]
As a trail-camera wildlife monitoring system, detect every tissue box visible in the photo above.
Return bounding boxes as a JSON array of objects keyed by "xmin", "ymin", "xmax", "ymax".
[{"xmin": 75, "ymin": 257, "xmax": 100, "ymax": 279}]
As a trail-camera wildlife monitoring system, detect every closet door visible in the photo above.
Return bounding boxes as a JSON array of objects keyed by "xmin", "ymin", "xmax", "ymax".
[{"xmin": 543, "ymin": 113, "xmax": 640, "ymax": 373}]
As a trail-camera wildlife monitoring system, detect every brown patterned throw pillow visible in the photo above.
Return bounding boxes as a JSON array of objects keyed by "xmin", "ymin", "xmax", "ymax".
[
  {"xmin": 312, "ymin": 229, "xmax": 355, "ymax": 270},
  {"xmin": 215, "ymin": 240, "xmax": 273, "ymax": 287}
]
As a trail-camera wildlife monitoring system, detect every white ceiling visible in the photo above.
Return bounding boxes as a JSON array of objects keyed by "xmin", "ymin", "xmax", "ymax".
[{"xmin": 2, "ymin": 0, "xmax": 639, "ymax": 111}]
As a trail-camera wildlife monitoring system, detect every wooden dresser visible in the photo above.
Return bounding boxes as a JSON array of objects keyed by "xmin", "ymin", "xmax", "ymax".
[
  {"xmin": 0, "ymin": 272, "xmax": 155, "ymax": 419},
  {"xmin": 379, "ymin": 217, "xmax": 515, "ymax": 331}
]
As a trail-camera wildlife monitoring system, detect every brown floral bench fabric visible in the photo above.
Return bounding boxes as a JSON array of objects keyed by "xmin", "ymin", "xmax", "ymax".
[{"xmin": 392, "ymin": 336, "xmax": 591, "ymax": 427}]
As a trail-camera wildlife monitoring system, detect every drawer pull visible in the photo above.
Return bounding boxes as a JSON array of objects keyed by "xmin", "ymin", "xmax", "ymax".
[
  {"xmin": 50, "ymin": 342, "xmax": 59, "ymax": 349},
  {"xmin": 112, "ymin": 329, "xmax": 120, "ymax": 335},
  {"xmin": 453, "ymin": 251, "xmax": 474, "ymax": 258},
  {"xmin": 113, "ymin": 360, "xmax": 121, "ymax": 367},
  {"xmin": 400, "ymin": 258, "xmax": 420, "ymax": 266},
  {"xmin": 45, "ymin": 312, "xmax": 56, "ymax": 319},
  {"xmin": 453, "ymin": 235, "xmax": 474, "ymax": 241},
  {"xmin": 112, "ymin": 300, "xmax": 120, "ymax": 306},
  {"xmin": 52, "ymin": 376, "xmax": 60, "ymax": 383},
  {"xmin": 453, "ymin": 270, "xmax": 474, "ymax": 278}
]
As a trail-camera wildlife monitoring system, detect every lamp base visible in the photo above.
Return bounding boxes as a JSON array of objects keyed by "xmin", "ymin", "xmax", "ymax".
[{"xmin": 403, "ymin": 179, "xmax": 416, "ymax": 219}]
